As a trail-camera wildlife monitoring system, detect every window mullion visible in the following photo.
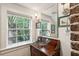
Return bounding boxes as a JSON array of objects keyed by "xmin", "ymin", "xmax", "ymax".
[{"xmin": 16, "ymin": 22, "xmax": 18, "ymax": 43}]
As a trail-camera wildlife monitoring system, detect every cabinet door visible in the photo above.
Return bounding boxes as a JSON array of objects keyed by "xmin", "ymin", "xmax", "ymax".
[
  {"xmin": 40, "ymin": 51, "xmax": 47, "ymax": 56},
  {"xmin": 30, "ymin": 46, "xmax": 40, "ymax": 56}
]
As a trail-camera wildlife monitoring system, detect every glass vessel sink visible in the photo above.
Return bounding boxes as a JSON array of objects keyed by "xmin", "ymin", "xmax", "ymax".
[{"xmin": 37, "ymin": 39, "xmax": 50, "ymax": 46}]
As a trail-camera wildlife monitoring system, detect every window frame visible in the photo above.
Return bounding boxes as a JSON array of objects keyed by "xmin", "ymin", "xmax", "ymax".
[
  {"xmin": 7, "ymin": 11, "xmax": 32, "ymax": 48},
  {"xmin": 39, "ymin": 19, "xmax": 51, "ymax": 37}
]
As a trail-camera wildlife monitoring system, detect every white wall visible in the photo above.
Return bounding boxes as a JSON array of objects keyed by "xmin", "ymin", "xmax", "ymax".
[
  {"xmin": 59, "ymin": 27, "xmax": 71, "ymax": 56},
  {"xmin": 0, "ymin": 44, "xmax": 30, "ymax": 56},
  {"xmin": 0, "ymin": 4, "xmax": 1, "ymax": 49},
  {"xmin": 58, "ymin": 3, "xmax": 71, "ymax": 56}
]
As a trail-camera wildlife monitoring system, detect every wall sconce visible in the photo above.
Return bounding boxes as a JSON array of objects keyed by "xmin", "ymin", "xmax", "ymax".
[{"xmin": 35, "ymin": 13, "xmax": 41, "ymax": 29}]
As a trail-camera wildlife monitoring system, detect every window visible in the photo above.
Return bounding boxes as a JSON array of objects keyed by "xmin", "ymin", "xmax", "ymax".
[
  {"xmin": 8, "ymin": 13, "xmax": 31, "ymax": 45},
  {"xmin": 40, "ymin": 20, "xmax": 49, "ymax": 36}
]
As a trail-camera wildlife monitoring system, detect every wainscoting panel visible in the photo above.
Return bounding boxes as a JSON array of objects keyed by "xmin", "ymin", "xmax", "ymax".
[{"xmin": 0, "ymin": 44, "xmax": 30, "ymax": 56}]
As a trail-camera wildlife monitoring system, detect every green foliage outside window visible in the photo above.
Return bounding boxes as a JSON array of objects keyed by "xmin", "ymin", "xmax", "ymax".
[
  {"xmin": 40, "ymin": 20, "xmax": 48, "ymax": 36},
  {"xmin": 8, "ymin": 14, "xmax": 30, "ymax": 44}
]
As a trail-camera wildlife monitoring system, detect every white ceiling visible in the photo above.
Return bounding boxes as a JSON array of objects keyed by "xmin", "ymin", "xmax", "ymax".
[{"xmin": 18, "ymin": 3, "xmax": 57, "ymax": 16}]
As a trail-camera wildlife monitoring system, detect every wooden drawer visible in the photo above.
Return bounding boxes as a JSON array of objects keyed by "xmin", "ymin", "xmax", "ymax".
[
  {"xmin": 30, "ymin": 46, "xmax": 40, "ymax": 56},
  {"xmin": 30, "ymin": 46, "xmax": 47, "ymax": 56}
]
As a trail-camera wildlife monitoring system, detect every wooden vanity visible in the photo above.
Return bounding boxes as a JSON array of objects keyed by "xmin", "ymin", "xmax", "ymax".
[{"xmin": 30, "ymin": 36, "xmax": 60, "ymax": 56}]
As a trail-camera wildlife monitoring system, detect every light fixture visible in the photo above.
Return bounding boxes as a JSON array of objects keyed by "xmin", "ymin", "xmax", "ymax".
[{"xmin": 35, "ymin": 13, "xmax": 41, "ymax": 29}]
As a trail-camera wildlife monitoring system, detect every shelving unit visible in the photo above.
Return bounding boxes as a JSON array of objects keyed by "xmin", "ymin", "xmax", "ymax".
[{"xmin": 70, "ymin": 3, "xmax": 79, "ymax": 56}]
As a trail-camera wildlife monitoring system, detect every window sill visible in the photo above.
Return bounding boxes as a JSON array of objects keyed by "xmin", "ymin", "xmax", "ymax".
[{"xmin": 0, "ymin": 40, "xmax": 33, "ymax": 51}]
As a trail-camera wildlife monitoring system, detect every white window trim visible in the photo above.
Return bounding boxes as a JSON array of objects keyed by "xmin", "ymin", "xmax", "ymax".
[{"xmin": 6, "ymin": 11, "xmax": 33, "ymax": 48}]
